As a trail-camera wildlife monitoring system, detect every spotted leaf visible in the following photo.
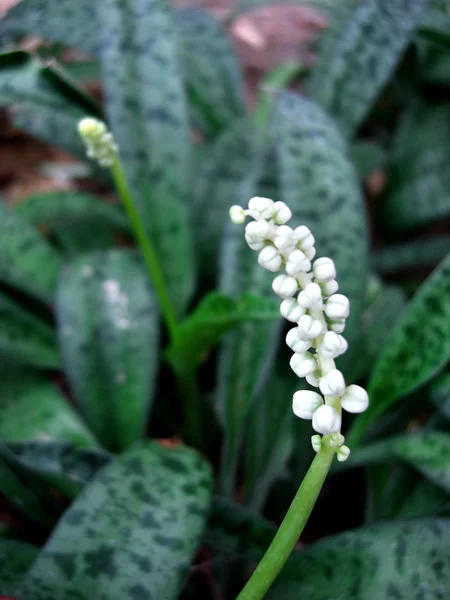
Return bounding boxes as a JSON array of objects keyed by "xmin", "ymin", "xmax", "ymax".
[{"xmin": 0, "ymin": 540, "xmax": 39, "ymax": 597}]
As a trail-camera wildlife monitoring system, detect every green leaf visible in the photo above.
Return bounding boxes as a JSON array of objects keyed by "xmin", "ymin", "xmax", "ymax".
[
  {"xmin": 430, "ymin": 373, "xmax": 450, "ymax": 421},
  {"xmin": 166, "ymin": 291, "xmax": 279, "ymax": 374},
  {"xmin": 15, "ymin": 191, "xmax": 128, "ymax": 231},
  {"xmin": 272, "ymin": 92, "xmax": 367, "ymax": 345},
  {"xmin": 0, "ymin": 288, "xmax": 53, "ymax": 339},
  {"xmin": 343, "ymin": 432, "xmax": 450, "ymax": 494},
  {"xmin": 0, "ymin": 370, "xmax": 97, "ymax": 447},
  {"xmin": 0, "ymin": 539, "xmax": 39, "ymax": 596},
  {"xmin": 234, "ymin": 0, "xmax": 336, "ymax": 15},
  {"xmin": 371, "ymin": 237, "xmax": 450, "ymax": 275},
  {"xmin": 176, "ymin": 7, "xmax": 245, "ymax": 137},
  {"xmin": 395, "ymin": 477, "xmax": 450, "ymax": 519},
  {"xmin": 97, "ymin": 0, "xmax": 194, "ymax": 316},
  {"xmin": 0, "ymin": 51, "xmax": 100, "ymax": 160},
  {"xmin": 217, "ymin": 221, "xmax": 282, "ymax": 496},
  {"xmin": 267, "ymin": 519, "xmax": 450, "ymax": 599},
  {"xmin": 308, "ymin": 0, "xmax": 430, "ymax": 137},
  {"xmin": 243, "ymin": 365, "xmax": 296, "ymax": 513},
  {"xmin": 194, "ymin": 119, "xmax": 262, "ymax": 271},
  {"xmin": 383, "ymin": 102, "xmax": 450, "ymax": 230},
  {"xmin": 56, "ymin": 250, "xmax": 160, "ymax": 452},
  {"xmin": 349, "ymin": 254, "xmax": 450, "ymax": 445},
  {"xmin": 0, "ymin": 317, "xmax": 59, "ymax": 370},
  {"xmin": 205, "ymin": 497, "xmax": 275, "ymax": 561},
  {"xmin": 0, "ymin": 204, "xmax": 62, "ymax": 301},
  {"xmin": 20, "ymin": 441, "xmax": 212, "ymax": 600},
  {"xmin": 7, "ymin": 440, "xmax": 110, "ymax": 499},
  {"xmin": 350, "ymin": 141, "xmax": 386, "ymax": 179}
]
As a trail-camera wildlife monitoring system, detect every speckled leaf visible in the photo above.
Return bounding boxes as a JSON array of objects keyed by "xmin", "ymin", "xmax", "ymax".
[
  {"xmin": 267, "ymin": 519, "xmax": 450, "ymax": 599},
  {"xmin": 308, "ymin": 0, "xmax": 430, "ymax": 137},
  {"xmin": 194, "ymin": 119, "xmax": 262, "ymax": 272},
  {"xmin": 205, "ymin": 498, "xmax": 275, "ymax": 561},
  {"xmin": 244, "ymin": 365, "xmax": 296, "ymax": 513},
  {"xmin": 0, "ymin": 204, "xmax": 62, "ymax": 301},
  {"xmin": 166, "ymin": 292, "xmax": 278, "ymax": 374},
  {"xmin": 56, "ymin": 250, "xmax": 159, "ymax": 452},
  {"xmin": 234, "ymin": 0, "xmax": 336, "ymax": 15},
  {"xmin": 383, "ymin": 103, "xmax": 450, "ymax": 230},
  {"xmin": 344, "ymin": 432, "xmax": 450, "ymax": 495},
  {"xmin": 272, "ymin": 92, "xmax": 367, "ymax": 345},
  {"xmin": 20, "ymin": 441, "xmax": 213, "ymax": 600},
  {"xmin": 176, "ymin": 7, "xmax": 245, "ymax": 136},
  {"xmin": 350, "ymin": 254, "xmax": 450, "ymax": 445},
  {"xmin": 0, "ymin": 370, "xmax": 97, "ymax": 448},
  {"xmin": 0, "ymin": 52, "xmax": 100, "ymax": 161},
  {"xmin": 371, "ymin": 237, "xmax": 450, "ymax": 275},
  {"xmin": 0, "ymin": 540, "xmax": 39, "ymax": 597},
  {"xmin": 0, "ymin": 317, "xmax": 59, "ymax": 370},
  {"xmin": 15, "ymin": 191, "xmax": 128, "ymax": 232},
  {"xmin": 430, "ymin": 373, "xmax": 450, "ymax": 422},
  {"xmin": 7, "ymin": 441, "xmax": 110, "ymax": 499},
  {"xmin": 97, "ymin": 0, "xmax": 194, "ymax": 316}
]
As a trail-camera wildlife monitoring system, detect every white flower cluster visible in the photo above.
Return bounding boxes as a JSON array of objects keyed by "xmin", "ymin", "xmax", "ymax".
[
  {"xmin": 230, "ymin": 197, "xmax": 369, "ymax": 461},
  {"xmin": 78, "ymin": 118, "xmax": 118, "ymax": 167}
]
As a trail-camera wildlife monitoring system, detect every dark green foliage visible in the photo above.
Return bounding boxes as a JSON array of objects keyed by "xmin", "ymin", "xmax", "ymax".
[
  {"xmin": 371, "ymin": 238, "xmax": 450, "ymax": 275},
  {"xmin": 308, "ymin": 0, "xmax": 430, "ymax": 137},
  {"xmin": 267, "ymin": 519, "xmax": 450, "ymax": 599},
  {"xmin": 20, "ymin": 442, "xmax": 212, "ymax": 600},
  {"xmin": 0, "ymin": 539, "xmax": 39, "ymax": 596},
  {"xmin": 56, "ymin": 250, "xmax": 159, "ymax": 451}
]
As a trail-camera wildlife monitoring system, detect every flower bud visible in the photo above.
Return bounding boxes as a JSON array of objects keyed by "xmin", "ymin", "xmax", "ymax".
[
  {"xmin": 280, "ymin": 298, "xmax": 305, "ymax": 322},
  {"xmin": 245, "ymin": 221, "xmax": 271, "ymax": 250},
  {"xmin": 272, "ymin": 274, "xmax": 298, "ymax": 298},
  {"xmin": 329, "ymin": 432, "xmax": 345, "ymax": 447},
  {"xmin": 286, "ymin": 328, "xmax": 311, "ymax": 353},
  {"xmin": 297, "ymin": 283, "xmax": 323, "ymax": 309},
  {"xmin": 325, "ymin": 294, "xmax": 350, "ymax": 319},
  {"xmin": 273, "ymin": 201, "xmax": 292, "ymax": 224},
  {"xmin": 285, "ymin": 250, "xmax": 311, "ymax": 275},
  {"xmin": 319, "ymin": 369, "xmax": 346, "ymax": 396},
  {"xmin": 320, "ymin": 331, "xmax": 347, "ymax": 359},
  {"xmin": 78, "ymin": 117, "xmax": 118, "ymax": 167},
  {"xmin": 337, "ymin": 445, "xmax": 351, "ymax": 462},
  {"xmin": 248, "ymin": 196, "xmax": 275, "ymax": 219},
  {"xmin": 329, "ymin": 318, "xmax": 346, "ymax": 333},
  {"xmin": 340, "ymin": 385, "xmax": 369, "ymax": 413},
  {"xmin": 293, "ymin": 225, "xmax": 315, "ymax": 249},
  {"xmin": 273, "ymin": 225, "xmax": 294, "ymax": 250},
  {"xmin": 312, "ymin": 405, "xmax": 341, "ymax": 434},
  {"xmin": 258, "ymin": 246, "xmax": 282, "ymax": 271},
  {"xmin": 298, "ymin": 314, "xmax": 323, "ymax": 339},
  {"xmin": 321, "ymin": 279, "xmax": 339, "ymax": 296},
  {"xmin": 311, "ymin": 434, "xmax": 322, "ymax": 453},
  {"xmin": 229, "ymin": 205, "xmax": 246, "ymax": 224},
  {"xmin": 306, "ymin": 372, "xmax": 320, "ymax": 387},
  {"xmin": 313, "ymin": 257, "xmax": 336, "ymax": 282},
  {"xmin": 290, "ymin": 352, "xmax": 317, "ymax": 377},
  {"xmin": 292, "ymin": 390, "xmax": 323, "ymax": 419},
  {"xmin": 304, "ymin": 246, "xmax": 316, "ymax": 260}
]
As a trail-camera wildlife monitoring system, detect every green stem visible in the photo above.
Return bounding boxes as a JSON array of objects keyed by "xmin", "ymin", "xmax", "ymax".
[
  {"xmin": 111, "ymin": 157, "xmax": 178, "ymax": 340},
  {"xmin": 235, "ymin": 444, "xmax": 335, "ymax": 600}
]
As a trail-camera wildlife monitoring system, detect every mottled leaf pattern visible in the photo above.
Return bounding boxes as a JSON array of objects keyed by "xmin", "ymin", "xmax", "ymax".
[
  {"xmin": 0, "ymin": 317, "xmax": 59, "ymax": 370},
  {"xmin": 383, "ymin": 103, "xmax": 450, "ymax": 230},
  {"xmin": 344, "ymin": 432, "xmax": 450, "ymax": 495},
  {"xmin": 267, "ymin": 519, "xmax": 450, "ymax": 600},
  {"xmin": 0, "ymin": 204, "xmax": 62, "ymax": 301},
  {"xmin": 176, "ymin": 7, "xmax": 245, "ymax": 136},
  {"xmin": 0, "ymin": 540, "xmax": 39, "ymax": 597},
  {"xmin": 0, "ymin": 370, "xmax": 96, "ymax": 448},
  {"xmin": 56, "ymin": 250, "xmax": 159, "ymax": 452},
  {"xmin": 308, "ymin": 0, "xmax": 430, "ymax": 137},
  {"xmin": 97, "ymin": 0, "xmax": 194, "ymax": 316},
  {"xmin": 371, "ymin": 237, "xmax": 450, "ymax": 275},
  {"xmin": 272, "ymin": 92, "xmax": 367, "ymax": 345},
  {"xmin": 7, "ymin": 441, "xmax": 110, "ymax": 499},
  {"xmin": 20, "ymin": 442, "xmax": 212, "ymax": 600},
  {"xmin": 166, "ymin": 292, "xmax": 278, "ymax": 374},
  {"xmin": 350, "ymin": 254, "xmax": 450, "ymax": 444}
]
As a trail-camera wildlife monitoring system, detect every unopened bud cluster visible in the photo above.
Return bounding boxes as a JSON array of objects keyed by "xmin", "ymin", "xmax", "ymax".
[
  {"xmin": 78, "ymin": 118, "xmax": 118, "ymax": 167},
  {"xmin": 230, "ymin": 197, "xmax": 369, "ymax": 460}
]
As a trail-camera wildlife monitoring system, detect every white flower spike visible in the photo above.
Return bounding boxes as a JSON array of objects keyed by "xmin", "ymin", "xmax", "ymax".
[
  {"xmin": 78, "ymin": 117, "xmax": 118, "ymax": 167},
  {"xmin": 229, "ymin": 197, "xmax": 369, "ymax": 458}
]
